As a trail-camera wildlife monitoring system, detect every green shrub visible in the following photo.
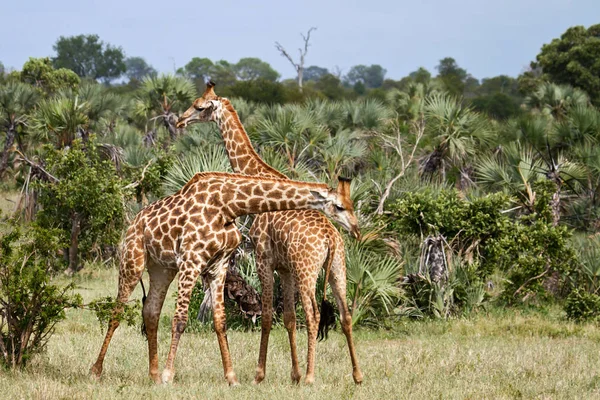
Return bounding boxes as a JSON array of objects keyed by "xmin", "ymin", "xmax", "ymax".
[
  {"xmin": 0, "ymin": 220, "xmax": 82, "ymax": 368},
  {"xmin": 564, "ymin": 289, "xmax": 600, "ymax": 322}
]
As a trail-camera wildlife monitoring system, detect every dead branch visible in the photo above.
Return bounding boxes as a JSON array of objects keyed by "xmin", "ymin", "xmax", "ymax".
[
  {"xmin": 275, "ymin": 27, "xmax": 316, "ymax": 92},
  {"xmin": 376, "ymin": 116, "xmax": 425, "ymax": 214},
  {"xmin": 14, "ymin": 150, "xmax": 59, "ymax": 183}
]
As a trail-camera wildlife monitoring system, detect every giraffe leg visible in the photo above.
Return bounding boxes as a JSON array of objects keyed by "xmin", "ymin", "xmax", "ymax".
[
  {"xmin": 161, "ymin": 261, "xmax": 202, "ymax": 384},
  {"xmin": 280, "ymin": 270, "xmax": 301, "ymax": 384},
  {"xmin": 90, "ymin": 240, "xmax": 145, "ymax": 378},
  {"xmin": 253, "ymin": 265, "xmax": 273, "ymax": 384},
  {"xmin": 208, "ymin": 259, "xmax": 239, "ymax": 386},
  {"xmin": 330, "ymin": 258, "xmax": 363, "ymax": 384},
  {"xmin": 144, "ymin": 262, "xmax": 177, "ymax": 384},
  {"xmin": 298, "ymin": 279, "xmax": 319, "ymax": 385}
]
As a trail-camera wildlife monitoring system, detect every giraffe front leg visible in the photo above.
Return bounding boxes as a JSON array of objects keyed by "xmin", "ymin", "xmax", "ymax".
[
  {"xmin": 144, "ymin": 262, "xmax": 177, "ymax": 384},
  {"xmin": 209, "ymin": 262, "xmax": 239, "ymax": 386},
  {"xmin": 161, "ymin": 262, "xmax": 201, "ymax": 384}
]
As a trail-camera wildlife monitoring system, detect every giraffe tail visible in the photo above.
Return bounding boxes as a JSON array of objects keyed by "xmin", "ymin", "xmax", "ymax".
[
  {"xmin": 318, "ymin": 243, "xmax": 337, "ymax": 341},
  {"xmin": 140, "ymin": 277, "xmax": 148, "ymax": 338}
]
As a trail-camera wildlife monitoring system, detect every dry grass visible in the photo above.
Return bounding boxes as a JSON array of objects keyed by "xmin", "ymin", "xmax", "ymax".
[{"xmin": 3, "ymin": 267, "xmax": 600, "ymax": 400}]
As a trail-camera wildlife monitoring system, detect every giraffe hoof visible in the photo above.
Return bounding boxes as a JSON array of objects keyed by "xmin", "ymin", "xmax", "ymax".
[
  {"xmin": 304, "ymin": 376, "xmax": 315, "ymax": 385},
  {"xmin": 291, "ymin": 372, "xmax": 301, "ymax": 384},
  {"xmin": 89, "ymin": 364, "xmax": 102, "ymax": 379},
  {"xmin": 161, "ymin": 369, "xmax": 174, "ymax": 384},
  {"xmin": 353, "ymin": 373, "xmax": 363, "ymax": 385}
]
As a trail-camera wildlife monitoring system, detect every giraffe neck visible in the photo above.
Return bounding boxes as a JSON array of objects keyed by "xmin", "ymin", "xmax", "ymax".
[
  {"xmin": 184, "ymin": 172, "xmax": 330, "ymax": 219},
  {"xmin": 214, "ymin": 99, "xmax": 287, "ymax": 180}
]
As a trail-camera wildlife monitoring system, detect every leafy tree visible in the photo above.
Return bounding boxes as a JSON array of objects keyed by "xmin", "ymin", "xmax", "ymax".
[
  {"xmin": 0, "ymin": 221, "xmax": 82, "ymax": 368},
  {"xmin": 234, "ymin": 57, "xmax": 279, "ymax": 82},
  {"xmin": 125, "ymin": 57, "xmax": 157, "ymax": 81},
  {"xmin": 52, "ymin": 34, "xmax": 126, "ymax": 82},
  {"xmin": 345, "ymin": 64, "xmax": 387, "ymax": 88},
  {"xmin": 36, "ymin": 139, "xmax": 126, "ymax": 274},
  {"xmin": 0, "ymin": 82, "xmax": 39, "ymax": 176},
  {"xmin": 477, "ymin": 75, "xmax": 519, "ymax": 96},
  {"xmin": 470, "ymin": 92, "xmax": 521, "ymax": 120},
  {"xmin": 315, "ymin": 74, "xmax": 346, "ymax": 100},
  {"xmin": 210, "ymin": 60, "xmax": 238, "ymax": 87},
  {"xmin": 409, "ymin": 67, "xmax": 432, "ymax": 85},
  {"xmin": 177, "ymin": 57, "xmax": 214, "ymax": 83},
  {"xmin": 304, "ymin": 65, "xmax": 329, "ymax": 82},
  {"xmin": 225, "ymin": 78, "xmax": 286, "ymax": 104},
  {"xmin": 0, "ymin": 61, "xmax": 5, "ymax": 84},
  {"xmin": 534, "ymin": 24, "xmax": 600, "ymax": 105},
  {"xmin": 33, "ymin": 91, "xmax": 89, "ymax": 148},
  {"xmin": 436, "ymin": 57, "xmax": 468, "ymax": 97},
  {"xmin": 17, "ymin": 58, "xmax": 80, "ymax": 94}
]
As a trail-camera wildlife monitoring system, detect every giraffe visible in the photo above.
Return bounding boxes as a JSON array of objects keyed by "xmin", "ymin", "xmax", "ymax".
[
  {"xmin": 90, "ymin": 171, "xmax": 357, "ymax": 386},
  {"xmin": 177, "ymin": 82, "xmax": 363, "ymax": 385}
]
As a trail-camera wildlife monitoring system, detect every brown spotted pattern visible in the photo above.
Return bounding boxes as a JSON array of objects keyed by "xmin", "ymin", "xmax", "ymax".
[
  {"xmin": 90, "ymin": 172, "xmax": 348, "ymax": 386},
  {"xmin": 178, "ymin": 85, "xmax": 363, "ymax": 385}
]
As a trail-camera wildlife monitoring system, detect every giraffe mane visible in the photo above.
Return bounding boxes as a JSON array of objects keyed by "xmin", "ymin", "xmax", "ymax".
[{"xmin": 218, "ymin": 97, "xmax": 288, "ymax": 180}]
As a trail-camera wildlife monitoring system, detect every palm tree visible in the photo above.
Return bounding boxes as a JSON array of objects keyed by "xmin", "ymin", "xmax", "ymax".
[
  {"xmin": 251, "ymin": 103, "xmax": 328, "ymax": 170},
  {"xmin": 476, "ymin": 141, "xmax": 584, "ymax": 225},
  {"xmin": 33, "ymin": 91, "xmax": 89, "ymax": 148},
  {"xmin": 421, "ymin": 93, "xmax": 493, "ymax": 181},
  {"xmin": 133, "ymin": 75, "xmax": 197, "ymax": 142},
  {"xmin": 525, "ymin": 82, "xmax": 589, "ymax": 121},
  {"xmin": 0, "ymin": 82, "xmax": 39, "ymax": 177}
]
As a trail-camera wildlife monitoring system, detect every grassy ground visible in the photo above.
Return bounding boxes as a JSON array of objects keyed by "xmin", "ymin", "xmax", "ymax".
[{"xmin": 3, "ymin": 267, "xmax": 600, "ymax": 400}]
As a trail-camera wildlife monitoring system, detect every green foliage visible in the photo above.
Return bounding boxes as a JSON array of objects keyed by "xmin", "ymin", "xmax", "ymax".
[
  {"xmin": 345, "ymin": 64, "xmax": 387, "ymax": 88},
  {"xmin": 18, "ymin": 57, "xmax": 80, "ymax": 94},
  {"xmin": 564, "ymin": 289, "xmax": 600, "ymax": 322},
  {"xmin": 36, "ymin": 138, "xmax": 126, "ymax": 263},
  {"xmin": 0, "ymin": 220, "xmax": 82, "ymax": 368},
  {"xmin": 225, "ymin": 78, "xmax": 287, "ymax": 104},
  {"xmin": 234, "ymin": 57, "xmax": 280, "ymax": 82},
  {"xmin": 387, "ymin": 182, "xmax": 576, "ymax": 302},
  {"xmin": 124, "ymin": 57, "xmax": 157, "ymax": 82},
  {"xmin": 52, "ymin": 34, "xmax": 126, "ymax": 82},
  {"xmin": 534, "ymin": 24, "xmax": 600, "ymax": 106},
  {"xmin": 87, "ymin": 296, "xmax": 141, "ymax": 329}
]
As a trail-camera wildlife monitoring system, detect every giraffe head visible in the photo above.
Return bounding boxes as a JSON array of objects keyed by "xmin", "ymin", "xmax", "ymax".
[
  {"xmin": 176, "ymin": 81, "xmax": 221, "ymax": 128},
  {"xmin": 314, "ymin": 177, "xmax": 361, "ymax": 240}
]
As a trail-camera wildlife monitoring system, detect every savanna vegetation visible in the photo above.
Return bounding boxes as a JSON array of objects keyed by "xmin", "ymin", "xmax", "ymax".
[{"xmin": 1, "ymin": 24, "xmax": 600, "ymax": 398}]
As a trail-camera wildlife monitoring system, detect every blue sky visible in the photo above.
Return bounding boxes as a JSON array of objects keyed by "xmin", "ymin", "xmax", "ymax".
[{"xmin": 1, "ymin": 0, "xmax": 598, "ymax": 81}]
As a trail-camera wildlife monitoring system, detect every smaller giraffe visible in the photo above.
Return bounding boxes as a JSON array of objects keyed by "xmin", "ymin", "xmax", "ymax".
[
  {"xmin": 90, "ymin": 172, "xmax": 356, "ymax": 386},
  {"xmin": 177, "ymin": 83, "xmax": 363, "ymax": 385}
]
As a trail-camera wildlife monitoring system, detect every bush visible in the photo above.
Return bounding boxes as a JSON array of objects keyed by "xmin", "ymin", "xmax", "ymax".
[
  {"xmin": 386, "ymin": 183, "xmax": 576, "ymax": 305},
  {"xmin": 564, "ymin": 289, "xmax": 600, "ymax": 322},
  {"xmin": 0, "ymin": 220, "xmax": 82, "ymax": 368}
]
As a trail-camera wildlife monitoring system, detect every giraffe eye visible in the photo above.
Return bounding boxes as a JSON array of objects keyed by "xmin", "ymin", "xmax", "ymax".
[
  {"xmin": 195, "ymin": 106, "xmax": 205, "ymax": 111},
  {"xmin": 335, "ymin": 204, "xmax": 345, "ymax": 211}
]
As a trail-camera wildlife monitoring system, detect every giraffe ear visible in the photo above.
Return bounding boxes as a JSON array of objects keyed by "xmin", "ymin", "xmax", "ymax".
[{"xmin": 309, "ymin": 189, "xmax": 329, "ymax": 201}]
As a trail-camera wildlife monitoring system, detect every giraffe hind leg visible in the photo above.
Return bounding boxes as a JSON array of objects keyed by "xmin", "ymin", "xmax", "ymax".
[{"xmin": 280, "ymin": 270, "xmax": 301, "ymax": 384}]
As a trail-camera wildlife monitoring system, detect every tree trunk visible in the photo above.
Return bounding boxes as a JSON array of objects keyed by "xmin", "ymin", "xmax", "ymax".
[
  {"xmin": 0, "ymin": 125, "xmax": 16, "ymax": 178},
  {"xmin": 298, "ymin": 67, "xmax": 304, "ymax": 93},
  {"xmin": 65, "ymin": 212, "xmax": 81, "ymax": 275}
]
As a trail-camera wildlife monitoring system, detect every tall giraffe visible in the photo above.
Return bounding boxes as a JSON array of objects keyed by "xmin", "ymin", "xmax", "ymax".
[
  {"xmin": 90, "ymin": 172, "xmax": 357, "ymax": 386},
  {"xmin": 177, "ymin": 83, "xmax": 363, "ymax": 385}
]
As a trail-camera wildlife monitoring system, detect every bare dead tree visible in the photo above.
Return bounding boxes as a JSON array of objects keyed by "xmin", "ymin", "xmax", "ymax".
[
  {"xmin": 275, "ymin": 27, "xmax": 317, "ymax": 93},
  {"xmin": 375, "ymin": 115, "xmax": 425, "ymax": 214}
]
